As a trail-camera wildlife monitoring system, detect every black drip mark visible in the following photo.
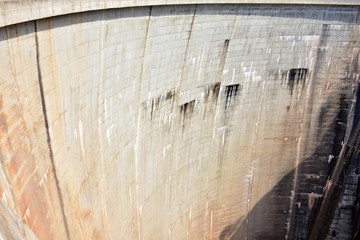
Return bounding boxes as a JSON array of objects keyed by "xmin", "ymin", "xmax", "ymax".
[
  {"xmin": 149, "ymin": 89, "xmax": 175, "ymax": 120},
  {"xmin": 288, "ymin": 68, "xmax": 308, "ymax": 95},
  {"xmin": 150, "ymin": 96, "xmax": 160, "ymax": 120},
  {"xmin": 180, "ymin": 100, "xmax": 196, "ymax": 132},
  {"xmin": 225, "ymin": 84, "xmax": 240, "ymax": 109},
  {"xmin": 223, "ymin": 39, "xmax": 230, "ymax": 52},
  {"xmin": 219, "ymin": 39, "xmax": 230, "ymax": 67},
  {"xmin": 204, "ymin": 82, "xmax": 221, "ymax": 103},
  {"xmin": 166, "ymin": 89, "xmax": 175, "ymax": 100},
  {"xmin": 212, "ymin": 82, "xmax": 221, "ymax": 100},
  {"xmin": 180, "ymin": 100, "xmax": 195, "ymax": 116}
]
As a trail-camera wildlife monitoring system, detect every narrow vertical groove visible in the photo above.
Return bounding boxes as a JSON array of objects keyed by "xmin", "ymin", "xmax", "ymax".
[
  {"xmin": 134, "ymin": 6, "xmax": 153, "ymax": 239},
  {"xmin": 175, "ymin": 4, "xmax": 197, "ymax": 93},
  {"xmin": 34, "ymin": 20, "xmax": 71, "ymax": 240}
]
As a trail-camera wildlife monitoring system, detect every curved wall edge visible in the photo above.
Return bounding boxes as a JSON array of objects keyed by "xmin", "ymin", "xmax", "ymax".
[{"xmin": 0, "ymin": 0, "xmax": 359, "ymax": 27}]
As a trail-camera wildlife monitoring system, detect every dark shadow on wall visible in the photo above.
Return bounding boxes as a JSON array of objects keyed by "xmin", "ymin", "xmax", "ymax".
[
  {"xmin": 219, "ymin": 132, "xmax": 344, "ymax": 240},
  {"xmin": 219, "ymin": 91, "xmax": 355, "ymax": 239}
]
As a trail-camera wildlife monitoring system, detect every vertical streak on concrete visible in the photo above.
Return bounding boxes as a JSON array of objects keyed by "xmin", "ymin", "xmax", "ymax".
[
  {"xmin": 245, "ymin": 79, "xmax": 266, "ymax": 239},
  {"xmin": 134, "ymin": 6, "xmax": 152, "ymax": 239},
  {"xmin": 175, "ymin": 5, "xmax": 197, "ymax": 92},
  {"xmin": 33, "ymin": 20, "xmax": 71, "ymax": 240},
  {"xmin": 287, "ymin": 24, "xmax": 329, "ymax": 238},
  {"xmin": 97, "ymin": 10, "xmax": 111, "ymax": 240},
  {"xmin": 214, "ymin": 13, "xmax": 237, "ymax": 178},
  {"xmin": 287, "ymin": 41, "xmax": 317, "ymax": 240}
]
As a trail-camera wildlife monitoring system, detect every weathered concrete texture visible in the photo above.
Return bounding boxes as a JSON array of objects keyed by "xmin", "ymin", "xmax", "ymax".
[
  {"xmin": 0, "ymin": 22, "xmax": 69, "ymax": 239},
  {"xmin": 0, "ymin": 3, "xmax": 360, "ymax": 240}
]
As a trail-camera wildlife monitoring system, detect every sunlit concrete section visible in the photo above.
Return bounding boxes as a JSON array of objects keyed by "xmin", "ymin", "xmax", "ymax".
[{"xmin": 0, "ymin": 1, "xmax": 359, "ymax": 240}]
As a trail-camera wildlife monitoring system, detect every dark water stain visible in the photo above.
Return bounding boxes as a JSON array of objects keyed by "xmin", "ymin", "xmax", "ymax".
[
  {"xmin": 179, "ymin": 100, "xmax": 196, "ymax": 132},
  {"xmin": 180, "ymin": 99, "xmax": 195, "ymax": 116},
  {"xmin": 287, "ymin": 68, "xmax": 308, "ymax": 95},
  {"xmin": 212, "ymin": 82, "xmax": 221, "ymax": 100},
  {"xmin": 144, "ymin": 89, "xmax": 176, "ymax": 120},
  {"xmin": 225, "ymin": 84, "xmax": 240, "ymax": 109},
  {"xmin": 204, "ymin": 82, "xmax": 221, "ymax": 103},
  {"xmin": 218, "ymin": 40, "xmax": 230, "ymax": 80}
]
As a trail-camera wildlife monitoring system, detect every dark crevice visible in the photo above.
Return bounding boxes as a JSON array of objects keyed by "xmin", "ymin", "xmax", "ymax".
[{"xmin": 34, "ymin": 20, "xmax": 71, "ymax": 240}]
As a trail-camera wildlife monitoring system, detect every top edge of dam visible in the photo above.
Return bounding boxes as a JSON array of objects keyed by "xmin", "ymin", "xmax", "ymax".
[{"xmin": 0, "ymin": 0, "xmax": 359, "ymax": 28}]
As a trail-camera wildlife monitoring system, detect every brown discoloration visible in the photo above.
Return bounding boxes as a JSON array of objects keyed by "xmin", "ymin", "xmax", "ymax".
[
  {"xmin": 78, "ymin": 208, "xmax": 93, "ymax": 220},
  {"xmin": 7, "ymin": 149, "xmax": 26, "ymax": 178},
  {"xmin": 308, "ymin": 193, "xmax": 322, "ymax": 209},
  {"xmin": 0, "ymin": 20, "xmax": 69, "ymax": 240},
  {"xmin": 26, "ymin": 187, "xmax": 56, "ymax": 239},
  {"xmin": 0, "ymin": 94, "xmax": 3, "ymax": 109},
  {"xmin": 0, "ymin": 113, "xmax": 8, "ymax": 137},
  {"xmin": 92, "ymin": 228, "xmax": 101, "ymax": 240}
]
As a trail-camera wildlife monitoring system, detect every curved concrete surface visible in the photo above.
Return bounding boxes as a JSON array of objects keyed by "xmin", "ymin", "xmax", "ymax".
[
  {"xmin": 0, "ymin": 2, "xmax": 359, "ymax": 240},
  {"xmin": 0, "ymin": 0, "xmax": 359, "ymax": 27}
]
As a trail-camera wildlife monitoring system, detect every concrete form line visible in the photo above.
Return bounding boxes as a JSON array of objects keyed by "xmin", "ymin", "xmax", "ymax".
[{"xmin": 34, "ymin": 20, "xmax": 72, "ymax": 240}]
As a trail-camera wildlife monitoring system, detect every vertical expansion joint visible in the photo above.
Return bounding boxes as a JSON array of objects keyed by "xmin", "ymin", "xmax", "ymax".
[{"xmin": 34, "ymin": 20, "xmax": 71, "ymax": 240}]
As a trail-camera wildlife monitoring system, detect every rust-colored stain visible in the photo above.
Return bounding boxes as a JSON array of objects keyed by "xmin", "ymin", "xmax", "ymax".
[
  {"xmin": 8, "ymin": 149, "xmax": 26, "ymax": 178},
  {"xmin": 0, "ymin": 113, "xmax": 8, "ymax": 137},
  {"xmin": 92, "ymin": 228, "xmax": 101, "ymax": 240},
  {"xmin": 0, "ymin": 94, "xmax": 3, "ymax": 109}
]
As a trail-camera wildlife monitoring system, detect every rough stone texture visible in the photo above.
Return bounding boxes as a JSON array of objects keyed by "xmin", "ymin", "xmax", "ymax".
[{"xmin": 0, "ymin": 2, "xmax": 359, "ymax": 240}]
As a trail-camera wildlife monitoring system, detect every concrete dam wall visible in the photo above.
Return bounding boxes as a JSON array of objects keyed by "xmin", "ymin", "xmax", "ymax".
[{"xmin": 0, "ymin": 1, "xmax": 359, "ymax": 239}]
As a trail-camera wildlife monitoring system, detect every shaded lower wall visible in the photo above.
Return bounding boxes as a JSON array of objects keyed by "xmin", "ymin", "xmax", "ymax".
[{"xmin": 0, "ymin": 4, "xmax": 359, "ymax": 240}]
